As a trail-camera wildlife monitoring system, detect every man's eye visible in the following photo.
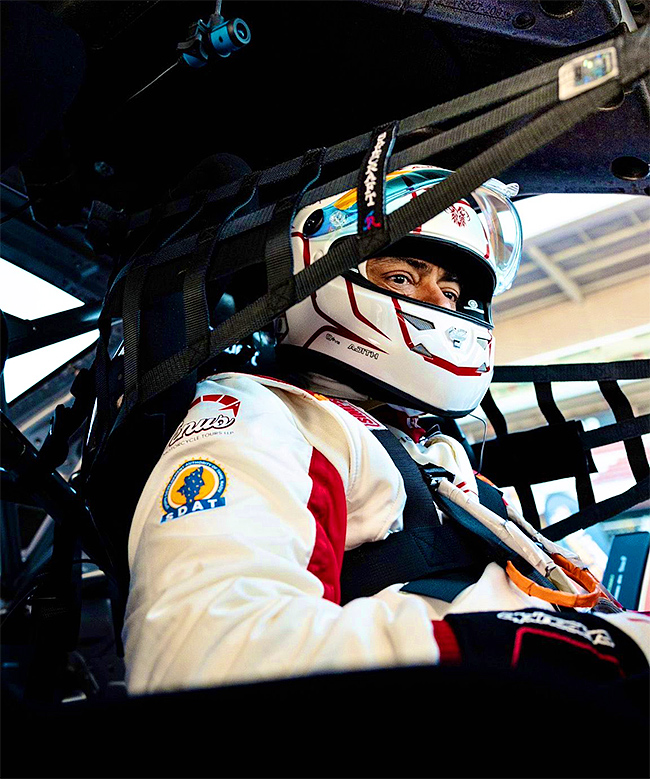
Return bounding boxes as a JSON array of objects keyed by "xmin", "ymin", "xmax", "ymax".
[
  {"xmin": 387, "ymin": 274, "xmax": 412, "ymax": 285},
  {"xmin": 443, "ymin": 289, "xmax": 459, "ymax": 302}
]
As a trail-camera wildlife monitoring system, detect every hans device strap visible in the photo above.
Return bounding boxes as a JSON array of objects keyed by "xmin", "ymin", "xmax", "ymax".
[{"xmin": 356, "ymin": 122, "xmax": 398, "ymax": 258}]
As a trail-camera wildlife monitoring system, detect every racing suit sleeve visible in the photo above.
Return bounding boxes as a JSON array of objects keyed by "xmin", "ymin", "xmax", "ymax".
[{"xmin": 123, "ymin": 375, "xmax": 440, "ymax": 694}]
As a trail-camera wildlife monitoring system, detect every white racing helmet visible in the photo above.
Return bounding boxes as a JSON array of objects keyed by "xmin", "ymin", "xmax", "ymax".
[{"xmin": 278, "ymin": 165, "xmax": 522, "ymax": 417}]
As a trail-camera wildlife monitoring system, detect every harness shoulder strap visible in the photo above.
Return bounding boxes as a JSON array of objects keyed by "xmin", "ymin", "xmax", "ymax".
[{"xmin": 340, "ymin": 428, "xmax": 497, "ymax": 604}]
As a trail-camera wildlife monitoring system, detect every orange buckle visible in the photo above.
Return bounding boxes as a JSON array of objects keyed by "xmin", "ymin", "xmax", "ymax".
[{"xmin": 505, "ymin": 552, "xmax": 613, "ymax": 609}]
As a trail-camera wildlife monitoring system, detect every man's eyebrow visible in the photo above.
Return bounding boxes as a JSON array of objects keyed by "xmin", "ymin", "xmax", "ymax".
[
  {"xmin": 381, "ymin": 257, "xmax": 461, "ymax": 283},
  {"xmin": 373, "ymin": 257, "xmax": 430, "ymax": 271},
  {"xmin": 370, "ymin": 257, "xmax": 462, "ymax": 286},
  {"xmin": 401, "ymin": 258, "xmax": 430, "ymax": 272},
  {"xmin": 439, "ymin": 269, "xmax": 461, "ymax": 284}
]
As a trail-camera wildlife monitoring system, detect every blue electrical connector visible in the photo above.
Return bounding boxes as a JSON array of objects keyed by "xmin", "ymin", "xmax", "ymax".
[
  {"xmin": 126, "ymin": 4, "xmax": 251, "ymax": 103},
  {"xmin": 177, "ymin": 11, "xmax": 251, "ymax": 69}
]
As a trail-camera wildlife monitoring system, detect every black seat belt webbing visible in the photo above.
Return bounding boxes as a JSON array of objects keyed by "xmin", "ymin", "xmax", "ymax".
[
  {"xmin": 121, "ymin": 263, "xmax": 148, "ymax": 405},
  {"xmin": 104, "ymin": 172, "xmax": 259, "ymax": 334},
  {"xmin": 481, "ymin": 388, "xmax": 508, "ymax": 437},
  {"xmin": 340, "ymin": 428, "xmax": 488, "ymax": 604},
  {"xmin": 340, "ymin": 428, "xmax": 547, "ymax": 604},
  {"xmin": 599, "ymin": 379, "xmax": 650, "ymax": 484},
  {"xmin": 340, "ymin": 523, "xmax": 485, "ymax": 604},
  {"xmin": 265, "ymin": 148, "xmax": 326, "ymax": 292},
  {"xmin": 545, "ymin": 475, "xmax": 650, "ymax": 541},
  {"xmin": 157, "ymin": 193, "xmax": 230, "ymax": 387},
  {"xmin": 431, "ymin": 491, "xmax": 514, "ymax": 566},
  {"xmin": 493, "ymin": 359, "xmax": 650, "ymax": 384},
  {"xmin": 172, "ymin": 173, "xmax": 262, "ymax": 380},
  {"xmin": 264, "ymin": 148, "xmax": 326, "ymax": 317},
  {"xmin": 475, "ymin": 478, "xmax": 508, "ymax": 519},
  {"xmin": 372, "ymin": 429, "xmax": 439, "ymax": 530},
  {"xmin": 159, "ymin": 189, "xmax": 212, "ymax": 250},
  {"xmin": 535, "ymin": 381, "xmax": 565, "ymax": 426},
  {"xmin": 110, "ymin": 174, "xmax": 261, "ymax": 431},
  {"xmin": 431, "ymin": 488, "xmax": 558, "ymax": 595},
  {"xmin": 119, "ymin": 226, "xmax": 214, "ymax": 409},
  {"xmin": 180, "ymin": 232, "xmax": 214, "ymax": 372}
]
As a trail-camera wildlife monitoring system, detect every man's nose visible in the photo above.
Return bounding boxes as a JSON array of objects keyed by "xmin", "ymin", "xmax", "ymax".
[{"xmin": 416, "ymin": 280, "xmax": 454, "ymax": 309}]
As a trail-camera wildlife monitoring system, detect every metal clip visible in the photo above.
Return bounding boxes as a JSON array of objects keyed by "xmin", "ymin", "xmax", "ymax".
[{"xmin": 421, "ymin": 465, "xmax": 454, "ymax": 489}]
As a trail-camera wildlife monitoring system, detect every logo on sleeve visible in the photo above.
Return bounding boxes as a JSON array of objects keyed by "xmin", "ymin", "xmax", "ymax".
[
  {"xmin": 166, "ymin": 394, "xmax": 241, "ymax": 449},
  {"xmin": 189, "ymin": 393, "xmax": 241, "ymax": 420},
  {"xmin": 161, "ymin": 459, "xmax": 227, "ymax": 523}
]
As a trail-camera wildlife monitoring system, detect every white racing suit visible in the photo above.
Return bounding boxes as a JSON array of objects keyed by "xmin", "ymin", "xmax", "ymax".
[{"xmin": 124, "ymin": 373, "xmax": 650, "ymax": 694}]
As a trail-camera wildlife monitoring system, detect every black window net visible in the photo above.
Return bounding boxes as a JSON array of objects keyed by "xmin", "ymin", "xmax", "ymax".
[{"xmin": 477, "ymin": 359, "xmax": 649, "ymax": 541}]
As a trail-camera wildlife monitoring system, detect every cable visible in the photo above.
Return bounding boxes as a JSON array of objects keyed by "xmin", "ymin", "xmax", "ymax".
[
  {"xmin": 125, "ymin": 60, "xmax": 178, "ymax": 104},
  {"xmin": 468, "ymin": 412, "xmax": 488, "ymax": 473},
  {"xmin": 0, "ymin": 581, "xmax": 42, "ymax": 627},
  {"xmin": 0, "ymin": 198, "xmax": 38, "ymax": 225}
]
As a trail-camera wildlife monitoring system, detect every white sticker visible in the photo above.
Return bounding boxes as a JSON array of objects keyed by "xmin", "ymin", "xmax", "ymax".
[{"xmin": 558, "ymin": 47, "xmax": 619, "ymax": 101}]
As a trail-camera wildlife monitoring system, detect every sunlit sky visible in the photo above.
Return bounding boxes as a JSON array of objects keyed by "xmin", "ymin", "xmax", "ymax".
[
  {"xmin": 0, "ymin": 192, "xmax": 642, "ymax": 403},
  {"xmin": 1, "ymin": 259, "xmax": 98, "ymax": 402},
  {"xmin": 0, "ymin": 259, "xmax": 84, "ymax": 320},
  {"xmin": 514, "ymin": 192, "xmax": 637, "ymax": 238}
]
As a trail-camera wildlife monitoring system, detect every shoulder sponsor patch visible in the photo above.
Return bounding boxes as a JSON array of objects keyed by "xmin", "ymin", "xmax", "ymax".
[
  {"xmin": 190, "ymin": 393, "xmax": 241, "ymax": 418},
  {"xmin": 161, "ymin": 459, "xmax": 227, "ymax": 523},
  {"xmin": 167, "ymin": 394, "xmax": 241, "ymax": 449}
]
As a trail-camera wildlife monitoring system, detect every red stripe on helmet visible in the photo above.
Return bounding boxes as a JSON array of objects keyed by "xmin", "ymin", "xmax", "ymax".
[
  {"xmin": 291, "ymin": 231, "xmax": 311, "ymax": 266},
  {"xmin": 305, "ymin": 291, "xmax": 387, "ymax": 353},
  {"xmin": 345, "ymin": 279, "xmax": 389, "ymax": 339}
]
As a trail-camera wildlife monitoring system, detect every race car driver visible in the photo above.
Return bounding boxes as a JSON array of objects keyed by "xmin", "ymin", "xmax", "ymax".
[{"xmin": 123, "ymin": 166, "xmax": 649, "ymax": 694}]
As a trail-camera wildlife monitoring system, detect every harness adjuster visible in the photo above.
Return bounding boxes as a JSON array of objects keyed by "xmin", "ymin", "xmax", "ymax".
[{"xmin": 420, "ymin": 465, "xmax": 454, "ymax": 487}]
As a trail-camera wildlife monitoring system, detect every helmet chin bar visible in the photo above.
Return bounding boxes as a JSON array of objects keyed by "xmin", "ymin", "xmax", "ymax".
[{"xmin": 276, "ymin": 345, "xmax": 483, "ymax": 419}]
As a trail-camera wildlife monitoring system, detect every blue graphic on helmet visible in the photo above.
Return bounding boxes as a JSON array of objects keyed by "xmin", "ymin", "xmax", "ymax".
[{"xmin": 301, "ymin": 166, "xmax": 522, "ymax": 297}]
